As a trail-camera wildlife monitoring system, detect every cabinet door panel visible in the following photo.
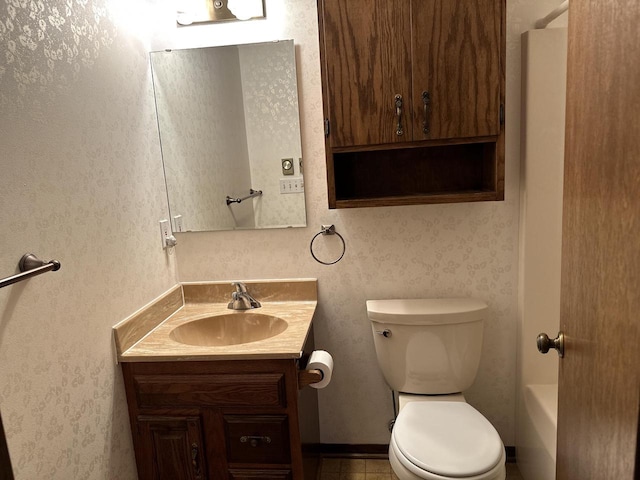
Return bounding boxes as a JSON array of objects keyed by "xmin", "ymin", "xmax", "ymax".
[
  {"xmin": 138, "ymin": 416, "xmax": 207, "ymax": 480},
  {"xmin": 320, "ymin": 0, "xmax": 412, "ymax": 147},
  {"xmin": 411, "ymin": 0, "xmax": 502, "ymax": 140}
]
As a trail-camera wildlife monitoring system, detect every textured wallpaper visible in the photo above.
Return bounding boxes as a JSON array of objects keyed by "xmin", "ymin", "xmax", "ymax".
[
  {"xmin": 0, "ymin": 0, "xmax": 177, "ymax": 478},
  {"xmin": 151, "ymin": 46, "xmax": 255, "ymax": 231},
  {"xmin": 173, "ymin": 0, "xmax": 567, "ymax": 447},
  {"xmin": 239, "ymin": 41, "xmax": 306, "ymax": 228},
  {"xmin": 0, "ymin": 1, "xmax": 568, "ymax": 478}
]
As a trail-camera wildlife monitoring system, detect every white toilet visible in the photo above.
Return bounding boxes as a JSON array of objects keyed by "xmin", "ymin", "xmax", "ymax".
[{"xmin": 367, "ymin": 299, "xmax": 506, "ymax": 480}]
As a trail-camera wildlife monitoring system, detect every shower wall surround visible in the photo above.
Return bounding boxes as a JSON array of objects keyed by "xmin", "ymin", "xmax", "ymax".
[{"xmin": 0, "ymin": 0, "xmax": 565, "ymax": 478}]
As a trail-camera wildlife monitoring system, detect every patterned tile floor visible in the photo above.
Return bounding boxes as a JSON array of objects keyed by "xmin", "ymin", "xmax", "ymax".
[{"xmin": 318, "ymin": 457, "xmax": 524, "ymax": 480}]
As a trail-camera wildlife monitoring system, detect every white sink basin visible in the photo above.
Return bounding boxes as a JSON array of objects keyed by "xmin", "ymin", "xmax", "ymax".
[{"xmin": 169, "ymin": 313, "xmax": 288, "ymax": 347}]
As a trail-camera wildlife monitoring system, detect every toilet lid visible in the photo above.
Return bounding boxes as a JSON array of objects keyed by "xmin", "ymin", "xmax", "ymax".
[{"xmin": 393, "ymin": 402, "xmax": 504, "ymax": 477}]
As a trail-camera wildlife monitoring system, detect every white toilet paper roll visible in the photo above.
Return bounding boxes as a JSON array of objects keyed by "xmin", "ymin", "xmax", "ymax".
[{"xmin": 307, "ymin": 350, "xmax": 333, "ymax": 389}]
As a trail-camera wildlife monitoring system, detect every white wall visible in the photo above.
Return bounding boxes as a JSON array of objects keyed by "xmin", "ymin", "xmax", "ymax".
[{"xmin": 0, "ymin": 1, "xmax": 177, "ymax": 478}]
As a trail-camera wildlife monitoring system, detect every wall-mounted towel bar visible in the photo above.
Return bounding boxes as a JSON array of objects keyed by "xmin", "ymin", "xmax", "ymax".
[
  {"xmin": 226, "ymin": 188, "xmax": 263, "ymax": 206},
  {"xmin": 0, "ymin": 253, "xmax": 61, "ymax": 289}
]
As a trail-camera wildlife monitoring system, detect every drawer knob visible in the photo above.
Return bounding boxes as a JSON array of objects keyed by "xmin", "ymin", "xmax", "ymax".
[{"xmin": 240, "ymin": 435, "xmax": 272, "ymax": 447}]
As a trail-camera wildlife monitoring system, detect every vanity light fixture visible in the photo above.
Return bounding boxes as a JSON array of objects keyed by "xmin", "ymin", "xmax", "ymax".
[{"xmin": 176, "ymin": 0, "xmax": 265, "ymax": 25}]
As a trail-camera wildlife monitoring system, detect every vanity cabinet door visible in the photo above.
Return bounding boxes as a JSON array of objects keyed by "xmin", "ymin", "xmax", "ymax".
[
  {"xmin": 319, "ymin": 0, "xmax": 413, "ymax": 147},
  {"xmin": 137, "ymin": 415, "xmax": 208, "ymax": 480}
]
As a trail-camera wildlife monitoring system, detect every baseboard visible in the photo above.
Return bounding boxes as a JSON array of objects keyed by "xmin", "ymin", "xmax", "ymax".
[
  {"xmin": 305, "ymin": 444, "xmax": 518, "ymax": 462},
  {"xmin": 303, "ymin": 444, "xmax": 388, "ymax": 458}
]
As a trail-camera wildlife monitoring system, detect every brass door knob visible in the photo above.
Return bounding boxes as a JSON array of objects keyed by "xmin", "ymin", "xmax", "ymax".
[{"xmin": 537, "ymin": 332, "xmax": 565, "ymax": 358}]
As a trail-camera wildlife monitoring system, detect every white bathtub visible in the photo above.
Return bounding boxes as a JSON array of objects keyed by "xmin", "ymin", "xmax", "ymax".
[{"xmin": 518, "ymin": 384, "xmax": 558, "ymax": 480}]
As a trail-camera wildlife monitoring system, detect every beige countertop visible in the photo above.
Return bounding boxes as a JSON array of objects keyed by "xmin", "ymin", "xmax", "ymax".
[{"xmin": 113, "ymin": 279, "xmax": 317, "ymax": 362}]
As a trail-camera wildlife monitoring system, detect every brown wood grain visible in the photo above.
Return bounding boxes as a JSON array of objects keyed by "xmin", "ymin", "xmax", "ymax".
[
  {"xmin": 319, "ymin": 0, "xmax": 412, "ymax": 147},
  {"xmin": 122, "ymin": 359, "xmax": 307, "ymax": 479},
  {"xmin": 557, "ymin": 0, "xmax": 640, "ymax": 478},
  {"xmin": 228, "ymin": 469, "xmax": 292, "ymax": 480},
  {"xmin": 224, "ymin": 415, "xmax": 290, "ymax": 465},
  {"xmin": 332, "ymin": 142, "xmax": 499, "ymax": 205},
  {"xmin": 137, "ymin": 416, "xmax": 206, "ymax": 480},
  {"xmin": 317, "ymin": 0, "xmax": 505, "ymax": 209},
  {"xmin": 297, "ymin": 369, "xmax": 323, "ymax": 389},
  {"xmin": 134, "ymin": 374, "xmax": 286, "ymax": 409},
  {"xmin": 411, "ymin": 0, "xmax": 502, "ymax": 140}
]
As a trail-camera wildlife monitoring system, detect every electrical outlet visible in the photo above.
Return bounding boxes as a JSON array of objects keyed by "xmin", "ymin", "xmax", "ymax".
[
  {"xmin": 173, "ymin": 215, "xmax": 184, "ymax": 232},
  {"xmin": 279, "ymin": 177, "xmax": 304, "ymax": 194},
  {"xmin": 159, "ymin": 220, "xmax": 171, "ymax": 248}
]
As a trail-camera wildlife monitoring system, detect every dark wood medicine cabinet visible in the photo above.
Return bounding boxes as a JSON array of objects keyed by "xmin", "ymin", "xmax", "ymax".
[{"xmin": 317, "ymin": 0, "xmax": 506, "ymax": 208}]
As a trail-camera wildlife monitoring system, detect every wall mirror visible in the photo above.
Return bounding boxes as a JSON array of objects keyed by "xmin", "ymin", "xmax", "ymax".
[{"xmin": 150, "ymin": 40, "xmax": 306, "ymax": 232}]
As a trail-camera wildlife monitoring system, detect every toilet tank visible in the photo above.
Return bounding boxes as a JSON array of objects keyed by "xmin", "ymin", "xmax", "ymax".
[{"xmin": 366, "ymin": 299, "xmax": 488, "ymax": 394}]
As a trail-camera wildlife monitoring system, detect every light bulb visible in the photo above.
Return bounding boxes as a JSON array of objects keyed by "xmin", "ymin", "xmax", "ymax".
[{"xmin": 226, "ymin": 0, "xmax": 263, "ymax": 21}]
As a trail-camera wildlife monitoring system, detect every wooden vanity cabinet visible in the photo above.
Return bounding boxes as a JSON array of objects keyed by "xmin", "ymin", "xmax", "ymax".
[
  {"xmin": 122, "ymin": 359, "xmax": 310, "ymax": 480},
  {"xmin": 317, "ymin": 0, "xmax": 505, "ymax": 208}
]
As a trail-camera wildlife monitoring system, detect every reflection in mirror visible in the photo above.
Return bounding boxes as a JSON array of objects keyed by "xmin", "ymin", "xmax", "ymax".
[{"xmin": 150, "ymin": 40, "xmax": 306, "ymax": 232}]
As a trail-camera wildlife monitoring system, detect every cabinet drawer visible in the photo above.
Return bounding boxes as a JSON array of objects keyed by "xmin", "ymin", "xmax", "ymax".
[
  {"xmin": 224, "ymin": 415, "xmax": 290, "ymax": 465},
  {"xmin": 134, "ymin": 374, "xmax": 286, "ymax": 408},
  {"xmin": 228, "ymin": 469, "xmax": 292, "ymax": 480}
]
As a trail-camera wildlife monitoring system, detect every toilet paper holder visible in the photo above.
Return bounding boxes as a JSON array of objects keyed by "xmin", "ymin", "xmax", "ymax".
[{"xmin": 298, "ymin": 369, "xmax": 323, "ymax": 389}]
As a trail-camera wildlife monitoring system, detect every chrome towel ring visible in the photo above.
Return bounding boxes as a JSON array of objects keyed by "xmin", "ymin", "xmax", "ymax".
[{"xmin": 310, "ymin": 224, "xmax": 346, "ymax": 265}]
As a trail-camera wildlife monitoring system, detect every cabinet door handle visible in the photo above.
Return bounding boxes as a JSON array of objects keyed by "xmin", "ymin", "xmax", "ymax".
[
  {"xmin": 240, "ymin": 435, "xmax": 272, "ymax": 447},
  {"xmin": 395, "ymin": 94, "xmax": 404, "ymax": 136},
  {"xmin": 191, "ymin": 443, "xmax": 201, "ymax": 476},
  {"xmin": 422, "ymin": 91, "xmax": 431, "ymax": 134}
]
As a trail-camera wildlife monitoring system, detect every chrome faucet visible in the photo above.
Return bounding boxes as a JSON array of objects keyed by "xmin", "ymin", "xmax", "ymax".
[{"xmin": 227, "ymin": 282, "xmax": 261, "ymax": 310}]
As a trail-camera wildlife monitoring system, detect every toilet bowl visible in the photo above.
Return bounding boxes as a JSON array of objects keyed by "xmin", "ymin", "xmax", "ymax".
[
  {"xmin": 366, "ymin": 299, "xmax": 506, "ymax": 480},
  {"xmin": 389, "ymin": 396, "xmax": 505, "ymax": 480}
]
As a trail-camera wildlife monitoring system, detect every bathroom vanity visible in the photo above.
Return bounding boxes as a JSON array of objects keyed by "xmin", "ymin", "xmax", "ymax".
[{"xmin": 113, "ymin": 280, "xmax": 320, "ymax": 480}]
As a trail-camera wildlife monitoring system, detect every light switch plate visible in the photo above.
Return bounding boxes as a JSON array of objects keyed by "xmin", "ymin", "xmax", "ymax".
[{"xmin": 279, "ymin": 177, "xmax": 304, "ymax": 194}]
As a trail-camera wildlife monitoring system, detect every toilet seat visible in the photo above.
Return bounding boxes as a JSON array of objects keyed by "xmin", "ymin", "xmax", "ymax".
[{"xmin": 392, "ymin": 401, "xmax": 504, "ymax": 479}]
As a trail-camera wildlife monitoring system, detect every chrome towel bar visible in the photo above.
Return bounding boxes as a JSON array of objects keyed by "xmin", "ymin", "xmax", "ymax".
[
  {"xmin": 0, "ymin": 253, "xmax": 61, "ymax": 289},
  {"xmin": 226, "ymin": 188, "xmax": 263, "ymax": 206}
]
